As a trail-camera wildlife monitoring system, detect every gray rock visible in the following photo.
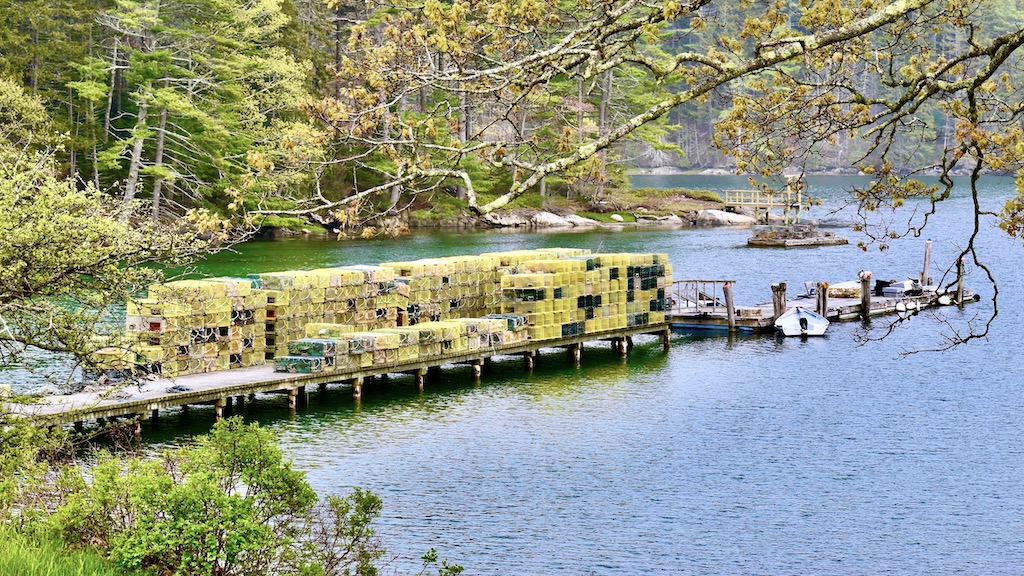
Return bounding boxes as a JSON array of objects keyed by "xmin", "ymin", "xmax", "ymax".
[
  {"xmin": 482, "ymin": 212, "xmax": 529, "ymax": 227},
  {"xmin": 564, "ymin": 214, "xmax": 600, "ymax": 227},
  {"xmin": 695, "ymin": 209, "xmax": 757, "ymax": 227},
  {"xmin": 531, "ymin": 211, "xmax": 573, "ymax": 227}
]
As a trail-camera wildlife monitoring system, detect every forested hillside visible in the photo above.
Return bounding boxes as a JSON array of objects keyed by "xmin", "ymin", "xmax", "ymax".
[{"xmin": 3, "ymin": 0, "xmax": 1023, "ymax": 226}]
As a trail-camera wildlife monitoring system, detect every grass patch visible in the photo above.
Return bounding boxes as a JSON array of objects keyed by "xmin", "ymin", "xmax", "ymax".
[
  {"xmin": 256, "ymin": 215, "xmax": 328, "ymax": 233},
  {"xmin": 0, "ymin": 526, "xmax": 136, "ymax": 576},
  {"xmin": 576, "ymin": 211, "xmax": 636, "ymax": 223}
]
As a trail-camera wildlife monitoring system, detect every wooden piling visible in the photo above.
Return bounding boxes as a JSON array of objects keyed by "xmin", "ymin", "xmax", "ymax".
[
  {"xmin": 571, "ymin": 343, "xmax": 582, "ymax": 367},
  {"xmin": 288, "ymin": 388, "xmax": 297, "ymax": 410},
  {"xmin": 956, "ymin": 257, "xmax": 965, "ymax": 305},
  {"xmin": 524, "ymin": 352, "xmax": 535, "ymax": 372},
  {"xmin": 352, "ymin": 377, "xmax": 363, "ymax": 399},
  {"xmin": 415, "ymin": 368, "xmax": 426, "ymax": 390},
  {"xmin": 815, "ymin": 282, "xmax": 829, "ymax": 316},
  {"xmin": 151, "ymin": 409, "xmax": 159, "ymax": 423},
  {"xmin": 661, "ymin": 328, "xmax": 671, "ymax": 352},
  {"xmin": 471, "ymin": 359, "xmax": 483, "ymax": 381},
  {"xmin": 771, "ymin": 282, "xmax": 788, "ymax": 321},
  {"xmin": 921, "ymin": 239, "xmax": 933, "ymax": 286},
  {"xmin": 214, "ymin": 398, "xmax": 227, "ymax": 420},
  {"xmin": 859, "ymin": 270, "xmax": 873, "ymax": 320},
  {"xmin": 722, "ymin": 282, "xmax": 736, "ymax": 332}
]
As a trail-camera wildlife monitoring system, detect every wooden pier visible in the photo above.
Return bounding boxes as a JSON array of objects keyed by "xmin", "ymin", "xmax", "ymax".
[
  {"xmin": 6, "ymin": 324, "xmax": 671, "ymax": 428},
  {"xmin": 669, "ymin": 279, "xmax": 976, "ymax": 333}
]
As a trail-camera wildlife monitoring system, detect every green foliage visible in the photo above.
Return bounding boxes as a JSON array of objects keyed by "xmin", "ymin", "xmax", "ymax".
[
  {"xmin": 0, "ymin": 525, "xmax": 139, "ymax": 576},
  {"xmin": 49, "ymin": 417, "xmax": 396, "ymax": 576}
]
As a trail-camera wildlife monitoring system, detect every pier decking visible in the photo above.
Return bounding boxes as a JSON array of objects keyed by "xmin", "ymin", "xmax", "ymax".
[
  {"xmin": 670, "ymin": 279, "xmax": 975, "ymax": 333},
  {"xmin": 7, "ymin": 324, "xmax": 671, "ymax": 427}
]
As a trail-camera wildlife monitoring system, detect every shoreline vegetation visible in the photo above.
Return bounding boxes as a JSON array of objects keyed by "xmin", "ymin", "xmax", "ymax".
[{"xmin": 265, "ymin": 186, "xmax": 748, "ymax": 238}]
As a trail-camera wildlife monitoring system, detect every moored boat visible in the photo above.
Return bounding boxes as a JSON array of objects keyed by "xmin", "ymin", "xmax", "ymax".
[{"xmin": 774, "ymin": 306, "xmax": 829, "ymax": 337}]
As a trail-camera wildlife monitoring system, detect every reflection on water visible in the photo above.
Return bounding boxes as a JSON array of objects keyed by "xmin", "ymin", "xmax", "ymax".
[{"xmin": 12, "ymin": 176, "xmax": 1024, "ymax": 574}]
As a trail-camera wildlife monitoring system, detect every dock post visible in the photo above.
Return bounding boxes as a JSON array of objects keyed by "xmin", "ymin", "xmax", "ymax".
[
  {"xmin": 472, "ymin": 359, "xmax": 483, "ymax": 381},
  {"xmin": 771, "ymin": 282, "xmax": 788, "ymax": 321},
  {"xmin": 288, "ymin": 388, "xmax": 297, "ymax": 410},
  {"xmin": 921, "ymin": 239, "xmax": 934, "ymax": 286},
  {"xmin": 214, "ymin": 398, "xmax": 227, "ymax": 421},
  {"xmin": 723, "ymin": 282, "xmax": 736, "ymax": 333},
  {"xmin": 859, "ymin": 270, "xmax": 873, "ymax": 320},
  {"xmin": 74, "ymin": 421, "xmax": 84, "ymax": 433},
  {"xmin": 352, "ymin": 377, "xmax": 363, "ymax": 399},
  {"xmin": 816, "ymin": 282, "xmax": 829, "ymax": 317},
  {"xmin": 956, "ymin": 257, "xmax": 965, "ymax": 305},
  {"xmin": 661, "ymin": 328, "xmax": 671, "ymax": 352},
  {"xmin": 318, "ymin": 383, "xmax": 327, "ymax": 393},
  {"xmin": 570, "ymin": 343, "xmax": 582, "ymax": 367},
  {"xmin": 524, "ymin": 352, "xmax": 535, "ymax": 372},
  {"xmin": 415, "ymin": 369, "xmax": 426, "ymax": 391},
  {"xmin": 626, "ymin": 336, "xmax": 634, "ymax": 350},
  {"xmin": 612, "ymin": 338, "xmax": 628, "ymax": 356}
]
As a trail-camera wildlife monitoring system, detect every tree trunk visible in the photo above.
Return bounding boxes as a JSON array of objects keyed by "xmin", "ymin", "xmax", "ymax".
[
  {"xmin": 122, "ymin": 94, "xmax": 150, "ymax": 220},
  {"xmin": 105, "ymin": 42, "xmax": 119, "ymax": 142},
  {"xmin": 151, "ymin": 103, "xmax": 169, "ymax": 221},
  {"xmin": 456, "ymin": 90, "xmax": 469, "ymax": 201},
  {"xmin": 595, "ymin": 71, "xmax": 613, "ymax": 200}
]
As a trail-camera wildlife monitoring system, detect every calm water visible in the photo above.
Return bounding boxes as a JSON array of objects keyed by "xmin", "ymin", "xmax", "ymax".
[{"xmin": 58, "ymin": 177, "xmax": 1024, "ymax": 573}]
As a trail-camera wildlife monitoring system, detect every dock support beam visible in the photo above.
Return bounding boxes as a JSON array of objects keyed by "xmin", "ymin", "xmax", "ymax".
[
  {"xmin": 956, "ymin": 257, "xmax": 965, "ymax": 305},
  {"xmin": 921, "ymin": 239, "xmax": 933, "ymax": 286},
  {"xmin": 570, "ymin": 343, "xmax": 582, "ymax": 367},
  {"xmin": 524, "ymin": 352, "xmax": 535, "ymax": 372},
  {"xmin": 415, "ymin": 369, "xmax": 426, "ymax": 390},
  {"xmin": 74, "ymin": 421, "xmax": 84, "ymax": 433},
  {"xmin": 661, "ymin": 328, "xmax": 671, "ymax": 352},
  {"xmin": 214, "ymin": 398, "xmax": 227, "ymax": 421},
  {"xmin": 859, "ymin": 270, "xmax": 873, "ymax": 321},
  {"xmin": 723, "ymin": 282, "xmax": 736, "ymax": 333},
  {"xmin": 352, "ymin": 377, "xmax": 363, "ymax": 400},
  {"xmin": 151, "ymin": 409, "xmax": 159, "ymax": 423},
  {"xmin": 612, "ymin": 338, "xmax": 628, "ymax": 357},
  {"xmin": 288, "ymin": 388, "xmax": 298, "ymax": 410},
  {"xmin": 816, "ymin": 282, "xmax": 829, "ymax": 317},
  {"xmin": 771, "ymin": 282, "xmax": 787, "ymax": 321},
  {"xmin": 472, "ymin": 359, "xmax": 483, "ymax": 381}
]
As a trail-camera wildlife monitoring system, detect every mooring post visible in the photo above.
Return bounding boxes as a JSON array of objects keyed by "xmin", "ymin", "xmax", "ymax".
[
  {"xmin": 472, "ymin": 359, "xmax": 483, "ymax": 381},
  {"xmin": 415, "ymin": 368, "xmax": 426, "ymax": 391},
  {"xmin": 151, "ymin": 408, "xmax": 159, "ymax": 423},
  {"xmin": 661, "ymin": 328, "xmax": 671, "ymax": 352},
  {"xmin": 956, "ymin": 257, "xmax": 965, "ymax": 305},
  {"xmin": 214, "ymin": 397, "xmax": 227, "ymax": 421},
  {"xmin": 288, "ymin": 388, "xmax": 298, "ymax": 410},
  {"xmin": 524, "ymin": 351, "xmax": 535, "ymax": 372},
  {"xmin": 771, "ymin": 282, "xmax": 788, "ymax": 321},
  {"xmin": 722, "ymin": 282, "xmax": 736, "ymax": 333},
  {"xmin": 816, "ymin": 282, "xmax": 829, "ymax": 317},
  {"xmin": 859, "ymin": 270, "xmax": 873, "ymax": 320},
  {"xmin": 921, "ymin": 239, "xmax": 934, "ymax": 286},
  {"xmin": 352, "ymin": 377, "xmax": 364, "ymax": 399}
]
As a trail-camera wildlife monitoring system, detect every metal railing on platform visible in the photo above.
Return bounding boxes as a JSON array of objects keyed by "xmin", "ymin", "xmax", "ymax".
[{"xmin": 671, "ymin": 280, "xmax": 735, "ymax": 314}]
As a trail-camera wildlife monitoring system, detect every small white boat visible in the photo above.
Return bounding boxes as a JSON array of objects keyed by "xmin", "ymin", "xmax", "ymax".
[{"xmin": 775, "ymin": 306, "xmax": 830, "ymax": 337}]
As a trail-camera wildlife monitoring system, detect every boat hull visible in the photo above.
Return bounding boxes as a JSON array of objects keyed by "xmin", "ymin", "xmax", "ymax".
[{"xmin": 775, "ymin": 307, "xmax": 829, "ymax": 336}]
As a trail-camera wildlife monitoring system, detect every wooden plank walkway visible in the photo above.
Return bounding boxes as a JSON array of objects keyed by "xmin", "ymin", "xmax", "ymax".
[
  {"xmin": 670, "ymin": 292, "xmax": 965, "ymax": 333},
  {"xmin": 6, "ymin": 324, "xmax": 671, "ymax": 427}
]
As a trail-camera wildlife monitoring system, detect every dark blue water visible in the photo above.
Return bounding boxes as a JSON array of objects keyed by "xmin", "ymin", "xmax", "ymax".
[{"xmin": 92, "ymin": 176, "xmax": 1024, "ymax": 573}]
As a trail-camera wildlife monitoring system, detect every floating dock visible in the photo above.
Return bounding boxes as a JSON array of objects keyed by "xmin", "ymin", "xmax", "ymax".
[{"xmin": 669, "ymin": 278, "xmax": 977, "ymax": 333}]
